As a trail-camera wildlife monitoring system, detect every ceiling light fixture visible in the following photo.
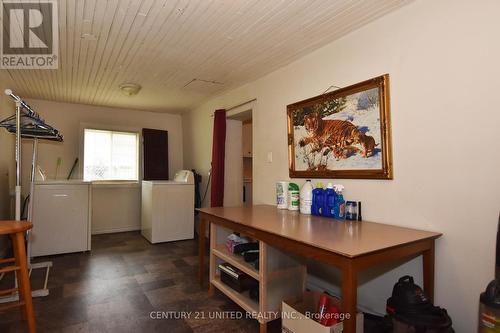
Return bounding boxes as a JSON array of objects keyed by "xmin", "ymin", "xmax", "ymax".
[
  {"xmin": 119, "ymin": 83, "xmax": 142, "ymax": 96},
  {"xmin": 81, "ymin": 33, "xmax": 97, "ymax": 41}
]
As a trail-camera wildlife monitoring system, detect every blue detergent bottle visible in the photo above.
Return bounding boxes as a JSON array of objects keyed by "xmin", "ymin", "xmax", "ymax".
[
  {"xmin": 323, "ymin": 183, "xmax": 335, "ymax": 218},
  {"xmin": 311, "ymin": 182, "xmax": 324, "ymax": 216},
  {"xmin": 333, "ymin": 185, "xmax": 345, "ymax": 219}
]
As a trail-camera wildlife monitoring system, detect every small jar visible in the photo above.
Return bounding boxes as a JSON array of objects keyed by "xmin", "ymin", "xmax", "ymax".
[{"xmin": 345, "ymin": 201, "xmax": 358, "ymax": 221}]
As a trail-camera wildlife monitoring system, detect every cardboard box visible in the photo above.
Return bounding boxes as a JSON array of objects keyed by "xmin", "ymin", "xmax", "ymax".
[{"xmin": 282, "ymin": 291, "xmax": 363, "ymax": 333}]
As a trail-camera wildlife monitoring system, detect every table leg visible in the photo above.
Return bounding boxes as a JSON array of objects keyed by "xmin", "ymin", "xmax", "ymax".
[
  {"xmin": 198, "ymin": 217, "xmax": 206, "ymax": 286},
  {"xmin": 208, "ymin": 282, "xmax": 214, "ymax": 296},
  {"xmin": 208, "ymin": 223, "xmax": 216, "ymax": 296},
  {"xmin": 341, "ymin": 262, "xmax": 357, "ymax": 333},
  {"xmin": 423, "ymin": 241, "xmax": 435, "ymax": 302}
]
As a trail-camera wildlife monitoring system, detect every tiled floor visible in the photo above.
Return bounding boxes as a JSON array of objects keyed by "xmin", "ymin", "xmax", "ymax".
[{"xmin": 0, "ymin": 232, "xmax": 276, "ymax": 333}]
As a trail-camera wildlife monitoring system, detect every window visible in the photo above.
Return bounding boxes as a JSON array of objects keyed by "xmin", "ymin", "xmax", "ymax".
[{"xmin": 83, "ymin": 129, "xmax": 139, "ymax": 181}]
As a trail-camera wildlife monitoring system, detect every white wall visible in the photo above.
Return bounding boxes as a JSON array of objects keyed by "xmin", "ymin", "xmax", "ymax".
[
  {"xmin": 90, "ymin": 184, "xmax": 142, "ymax": 234},
  {"xmin": 0, "ymin": 100, "xmax": 13, "ymax": 219},
  {"xmin": 22, "ymin": 99, "xmax": 183, "ymax": 234},
  {"xmin": 182, "ymin": 0, "xmax": 500, "ymax": 331},
  {"xmin": 0, "ymin": 132, "xmax": 11, "ymax": 220},
  {"xmin": 224, "ymin": 119, "xmax": 243, "ymax": 207},
  {"xmin": 0, "ymin": 95, "xmax": 14, "ymax": 257}
]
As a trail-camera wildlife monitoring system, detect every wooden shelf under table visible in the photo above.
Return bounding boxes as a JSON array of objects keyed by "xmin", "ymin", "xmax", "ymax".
[
  {"xmin": 211, "ymin": 275, "xmax": 259, "ymax": 314},
  {"xmin": 201, "ymin": 205, "xmax": 442, "ymax": 333},
  {"xmin": 212, "ymin": 244, "xmax": 260, "ymax": 281}
]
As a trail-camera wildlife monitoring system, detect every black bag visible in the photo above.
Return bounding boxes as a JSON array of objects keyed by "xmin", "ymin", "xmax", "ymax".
[{"xmin": 386, "ymin": 276, "xmax": 454, "ymax": 333}]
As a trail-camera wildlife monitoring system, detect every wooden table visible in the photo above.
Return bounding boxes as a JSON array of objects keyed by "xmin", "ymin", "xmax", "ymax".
[{"xmin": 198, "ymin": 205, "xmax": 441, "ymax": 333}]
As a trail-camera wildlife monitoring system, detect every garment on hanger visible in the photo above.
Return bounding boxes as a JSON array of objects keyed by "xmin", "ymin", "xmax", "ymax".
[{"xmin": 0, "ymin": 113, "xmax": 63, "ymax": 141}]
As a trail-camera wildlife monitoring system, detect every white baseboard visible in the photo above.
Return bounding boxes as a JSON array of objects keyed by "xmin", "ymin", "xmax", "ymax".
[{"xmin": 91, "ymin": 226, "xmax": 140, "ymax": 235}]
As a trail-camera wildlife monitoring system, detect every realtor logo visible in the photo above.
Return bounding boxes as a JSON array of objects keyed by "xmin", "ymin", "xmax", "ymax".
[{"xmin": 1, "ymin": 0, "xmax": 58, "ymax": 69}]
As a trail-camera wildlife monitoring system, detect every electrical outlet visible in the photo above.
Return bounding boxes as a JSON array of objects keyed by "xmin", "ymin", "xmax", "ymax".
[{"xmin": 267, "ymin": 152, "xmax": 273, "ymax": 163}]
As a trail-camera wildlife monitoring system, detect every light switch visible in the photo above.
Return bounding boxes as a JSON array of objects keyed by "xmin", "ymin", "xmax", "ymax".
[{"xmin": 267, "ymin": 152, "xmax": 273, "ymax": 163}]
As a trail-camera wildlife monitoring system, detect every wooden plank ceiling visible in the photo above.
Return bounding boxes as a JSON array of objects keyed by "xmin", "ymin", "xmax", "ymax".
[{"xmin": 0, "ymin": 0, "xmax": 411, "ymax": 113}]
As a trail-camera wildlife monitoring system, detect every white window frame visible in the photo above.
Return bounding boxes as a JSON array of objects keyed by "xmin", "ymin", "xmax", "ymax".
[{"xmin": 79, "ymin": 123, "xmax": 142, "ymax": 186}]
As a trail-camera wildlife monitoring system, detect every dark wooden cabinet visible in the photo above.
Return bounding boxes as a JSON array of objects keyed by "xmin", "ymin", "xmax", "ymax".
[{"xmin": 142, "ymin": 128, "xmax": 169, "ymax": 180}]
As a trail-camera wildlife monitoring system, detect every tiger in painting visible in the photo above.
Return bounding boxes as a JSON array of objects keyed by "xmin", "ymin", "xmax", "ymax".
[{"xmin": 298, "ymin": 112, "xmax": 376, "ymax": 159}]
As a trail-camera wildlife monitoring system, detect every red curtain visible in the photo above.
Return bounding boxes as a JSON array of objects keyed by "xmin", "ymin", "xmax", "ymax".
[{"xmin": 210, "ymin": 109, "xmax": 226, "ymax": 207}]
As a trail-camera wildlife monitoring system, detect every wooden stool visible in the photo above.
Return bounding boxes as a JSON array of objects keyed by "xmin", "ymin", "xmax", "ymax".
[{"xmin": 0, "ymin": 221, "xmax": 36, "ymax": 333}]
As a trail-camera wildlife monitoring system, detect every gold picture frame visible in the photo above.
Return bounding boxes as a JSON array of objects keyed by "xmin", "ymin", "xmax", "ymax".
[{"xmin": 287, "ymin": 74, "xmax": 393, "ymax": 179}]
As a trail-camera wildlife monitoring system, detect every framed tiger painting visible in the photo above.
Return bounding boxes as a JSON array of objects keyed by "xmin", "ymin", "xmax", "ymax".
[{"xmin": 287, "ymin": 74, "xmax": 393, "ymax": 179}]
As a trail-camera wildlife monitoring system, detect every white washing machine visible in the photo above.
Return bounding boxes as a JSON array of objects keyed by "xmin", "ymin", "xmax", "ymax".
[{"xmin": 141, "ymin": 170, "xmax": 195, "ymax": 243}]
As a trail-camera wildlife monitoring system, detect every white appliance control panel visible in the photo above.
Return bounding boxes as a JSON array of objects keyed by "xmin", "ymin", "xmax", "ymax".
[{"xmin": 173, "ymin": 170, "xmax": 194, "ymax": 184}]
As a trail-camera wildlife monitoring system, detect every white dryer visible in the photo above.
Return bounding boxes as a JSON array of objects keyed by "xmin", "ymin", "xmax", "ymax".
[
  {"xmin": 31, "ymin": 180, "xmax": 92, "ymax": 257},
  {"xmin": 141, "ymin": 170, "xmax": 195, "ymax": 243}
]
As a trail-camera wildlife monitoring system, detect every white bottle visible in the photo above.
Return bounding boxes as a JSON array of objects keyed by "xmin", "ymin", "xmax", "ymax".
[
  {"xmin": 276, "ymin": 181, "xmax": 289, "ymax": 209},
  {"xmin": 299, "ymin": 180, "xmax": 313, "ymax": 215},
  {"xmin": 288, "ymin": 183, "xmax": 300, "ymax": 211}
]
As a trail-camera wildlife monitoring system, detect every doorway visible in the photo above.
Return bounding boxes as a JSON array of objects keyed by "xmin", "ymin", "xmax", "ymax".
[
  {"xmin": 242, "ymin": 119, "xmax": 252, "ymax": 207},
  {"xmin": 224, "ymin": 102, "xmax": 254, "ymax": 207}
]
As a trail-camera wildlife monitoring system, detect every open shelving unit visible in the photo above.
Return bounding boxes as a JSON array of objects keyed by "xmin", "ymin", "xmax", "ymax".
[
  {"xmin": 211, "ymin": 275, "xmax": 259, "ymax": 313},
  {"xmin": 209, "ymin": 223, "xmax": 306, "ymax": 332},
  {"xmin": 212, "ymin": 244, "xmax": 260, "ymax": 280}
]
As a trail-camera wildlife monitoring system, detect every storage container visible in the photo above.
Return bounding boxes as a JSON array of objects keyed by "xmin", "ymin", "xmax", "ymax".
[
  {"xmin": 219, "ymin": 263, "xmax": 258, "ymax": 293},
  {"xmin": 282, "ymin": 291, "xmax": 363, "ymax": 333}
]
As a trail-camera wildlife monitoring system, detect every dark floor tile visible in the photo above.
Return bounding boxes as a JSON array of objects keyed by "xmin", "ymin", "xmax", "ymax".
[
  {"xmin": 142, "ymin": 317, "xmax": 194, "ymax": 333},
  {"xmin": 140, "ymin": 278, "xmax": 176, "ymax": 292},
  {"xmin": 0, "ymin": 231, "xmax": 272, "ymax": 333},
  {"xmin": 172, "ymin": 258, "xmax": 189, "ymax": 268},
  {"xmin": 38, "ymin": 285, "xmax": 64, "ymax": 302},
  {"xmin": 36, "ymin": 298, "xmax": 88, "ymax": 330},
  {"xmin": 125, "ymin": 263, "xmax": 148, "ymax": 275}
]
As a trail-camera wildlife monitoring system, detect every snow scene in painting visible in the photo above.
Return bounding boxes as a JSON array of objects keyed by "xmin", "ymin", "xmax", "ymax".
[{"xmin": 293, "ymin": 87, "xmax": 382, "ymax": 171}]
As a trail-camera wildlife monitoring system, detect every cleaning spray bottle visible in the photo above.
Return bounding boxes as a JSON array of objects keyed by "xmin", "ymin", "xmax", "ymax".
[{"xmin": 333, "ymin": 185, "xmax": 345, "ymax": 219}]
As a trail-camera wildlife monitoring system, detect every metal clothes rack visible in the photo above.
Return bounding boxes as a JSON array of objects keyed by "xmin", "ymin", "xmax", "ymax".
[{"xmin": 0, "ymin": 89, "xmax": 63, "ymax": 302}]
